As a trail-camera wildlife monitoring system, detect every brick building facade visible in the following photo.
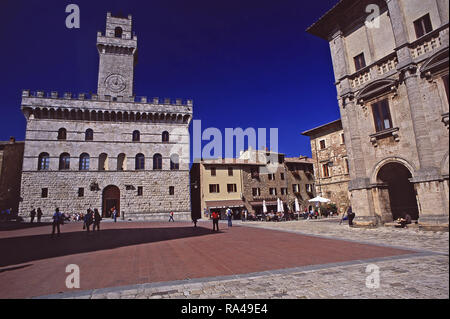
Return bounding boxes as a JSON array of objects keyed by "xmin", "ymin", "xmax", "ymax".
[{"xmin": 0, "ymin": 138, "xmax": 24, "ymax": 214}]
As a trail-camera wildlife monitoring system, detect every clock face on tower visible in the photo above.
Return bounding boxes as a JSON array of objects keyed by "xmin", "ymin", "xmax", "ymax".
[{"xmin": 105, "ymin": 74, "xmax": 126, "ymax": 93}]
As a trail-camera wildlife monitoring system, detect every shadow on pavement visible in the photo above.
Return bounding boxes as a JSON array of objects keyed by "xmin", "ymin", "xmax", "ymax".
[
  {"xmin": 0, "ymin": 264, "xmax": 33, "ymax": 274},
  {"xmin": 0, "ymin": 226, "xmax": 220, "ymax": 267},
  {"xmin": 0, "ymin": 222, "xmax": 52, "ymax": 232}
]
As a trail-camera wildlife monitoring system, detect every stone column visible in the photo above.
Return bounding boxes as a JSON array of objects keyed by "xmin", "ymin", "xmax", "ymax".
[
  {"xmin": 402, "ymin": 66, "xmax": 438, "ymax": 171},
  {"xmin": 436, "ymin": 0, "xmax": 449, "ymax": 26},
  {"xmin": 330, "ymin": 27, "xmax": 377, "ymax": 226},
  {"xmin": 385, "ymin": 0, "xmax": 409, "ymax": 48},
  {"xmin": 329, "ymin": 30, "xmax": 349, "ymax": 82},
  {"xmin": 371, "ymin": 184, "xmax": 392, "ymax": 223},
  {"xmin": 387, "ymin": 0, "xmax": 448, "ymax": 228},
  {"xmin": 340, "ymin": 99, "xmax": 376, "ymax": 226}
]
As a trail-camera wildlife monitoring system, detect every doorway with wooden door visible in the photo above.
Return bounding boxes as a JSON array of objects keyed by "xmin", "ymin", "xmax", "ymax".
[{"xmin": 102, "ymin": 185, "xmax": 120, "ymax": 218}]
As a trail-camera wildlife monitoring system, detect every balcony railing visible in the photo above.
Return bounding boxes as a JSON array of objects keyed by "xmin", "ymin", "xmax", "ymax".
[
  {"xmin": 349, "ymin": 26, "xmax": 448, "ymax": 90},
  {"xmin": 410, "ymin": 32, "xmax": 443, "ymax": 59}
]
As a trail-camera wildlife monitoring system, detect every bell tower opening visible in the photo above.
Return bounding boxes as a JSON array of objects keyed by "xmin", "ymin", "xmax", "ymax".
[
  {"xmin": 114, "ymin": 27, "xmax": 123, "ymax": 38},
  {"xmin": 96, "ymin": 12, "xmax": 137, "ymax": 99}
]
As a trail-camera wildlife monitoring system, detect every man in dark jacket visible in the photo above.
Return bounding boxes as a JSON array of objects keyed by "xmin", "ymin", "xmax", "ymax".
[
  {"xmin": 347, "ymin": 206, "xmax": 356, "ymax": 227},
  {"xmin": 84, "ymin": 209, "xmax": 94, "ymax": 233},
  {"xmin": 93, "ymin": 209, "xmax": 102, "ymax": 231},
  {"xmin": 37, "ymin": 208, "xmax": 43, "ymax": 223},
  {"xmin": 30, "ymin": 208, "xmax": 36, "ymax": 224}
]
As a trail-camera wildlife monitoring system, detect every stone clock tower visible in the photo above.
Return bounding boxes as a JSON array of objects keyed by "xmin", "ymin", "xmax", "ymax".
[{"xmin": 96, "ymin": 12, "xmax": 137, "ymax": 99}]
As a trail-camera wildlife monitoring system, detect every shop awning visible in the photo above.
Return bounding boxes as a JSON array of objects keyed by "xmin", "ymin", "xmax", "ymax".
[
  {"xmin": 205, "ymin": 200, "xmax": 245, "ymax": 209},
  {"xmin": 249, "ymin": 201, "xmax": 278, "ymax": 206}
]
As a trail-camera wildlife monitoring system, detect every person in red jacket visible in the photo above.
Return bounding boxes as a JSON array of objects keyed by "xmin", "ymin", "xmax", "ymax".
[{"xmin": 211, "ymin": 211, "xmax": 220, "ymax": 232}]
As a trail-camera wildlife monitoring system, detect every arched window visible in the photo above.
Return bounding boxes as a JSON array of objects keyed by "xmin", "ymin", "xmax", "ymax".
[
  {"xmin": 85, "ymin": 129, "xmax": 94, "ymax": 141},
  {"xmin": 38, "ymin": 153, "xmax": 50, "ymax": 171},
  {"xmin": 153, "ymin": 154, "xmax": 163, "ymax": 170},
  {"xmin": 79, "ymin": 153, "xmax": 90, "ymax": 171},
  {"xmin": 57, "ymin": 128, "xmax": 67, "ymax": 140},
  {"xmin": 162, "ymin": 131, "xmax": 170, "ymax": 143},
  {"xmin": 135, "ymin": 153, "xmax": 145, "ymax": 170},
  {"xmin": 114, "ymin": 27, "xmax": 123, "ymax": 38},
  {"xmin": 132, "ymin": 130, "xmax": 140, "ymax": 142},
  {"xmin": 59, "ymin": 153, "xmax": 70, "ymax": 170},
  {"xmin": 117, "ymin": 153, "xmax": 127, "ymax": 171},
  {"xmin": 98, "ymin": 153, "xmax": 108, "ymax": 171},
  {"xmin": 170, "ymin": 154, "xmax": 179, "ymax": 170}
]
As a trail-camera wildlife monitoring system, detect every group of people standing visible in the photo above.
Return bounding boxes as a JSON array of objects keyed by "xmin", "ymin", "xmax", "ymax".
[
  {"xmin": 49, "ymin": 206, "xmax": 119, "ymax": 238},
  {"xmin": 29, "ymin": 207, "xmax": 44, "ymax": 224},
  {"xmin": 82, "ymin": 208, "xmax": 103, "ymax": 233},
  {"xmin": 0, "ymin": 207, "xmax": 15, "ymax": 222}
]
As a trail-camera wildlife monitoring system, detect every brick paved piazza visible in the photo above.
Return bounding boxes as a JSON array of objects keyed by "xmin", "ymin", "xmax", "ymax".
[{"xmin": 0, "ymin": 219, "xmax": 447, "ymax": 299}]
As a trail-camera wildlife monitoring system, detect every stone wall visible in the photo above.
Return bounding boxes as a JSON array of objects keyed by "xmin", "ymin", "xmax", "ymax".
[{"xmin": 19, "ymin": 170, "xmax": 190, "ymax": 222}]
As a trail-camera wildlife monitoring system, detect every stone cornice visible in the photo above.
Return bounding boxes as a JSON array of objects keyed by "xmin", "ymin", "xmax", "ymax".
[{"xmin": 21, "ymin": 92, "xmax": 193, "ymax": 115}]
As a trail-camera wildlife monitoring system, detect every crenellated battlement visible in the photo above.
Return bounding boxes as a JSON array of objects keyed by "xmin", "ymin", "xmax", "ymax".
[{"xmin": 21, "ymin": 90, "xmax": 193, "ymax": 107}]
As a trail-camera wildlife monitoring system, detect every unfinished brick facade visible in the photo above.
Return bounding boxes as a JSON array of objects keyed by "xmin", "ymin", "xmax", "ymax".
[{"xmin": 0, "ymin": 138, "xmax": 24, "ymax": 213}]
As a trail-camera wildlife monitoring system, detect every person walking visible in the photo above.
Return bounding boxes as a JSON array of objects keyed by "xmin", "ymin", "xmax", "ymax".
[
  {"xmin": 169, "ymin": 211, "xmax": 175, "ymax": 222},
  {"xmin": 112, "ymin": 207, "xmax": 118, "ymax": 223},
  {"xmin": 93, "ymin": 209, "xmax": 102, "ymax": 232},
  {"xmin": 37, "ymin": 208, "xmax": 43, "ymax": 223},
  {"xmin": 84, "ymin": 209, "xmax": 94, "ymax": 233},
  {"xmin": 30, "ymin": 208, "xmax": 36, "ymax": 224},
  {"xmin": 83, "ymin": 209, "xmax": 90, "ymax": 230},
  {"xmin": 211, "ymin": 211, "xmax": 219, "ymax": 232},
  {"xmin": 226, "ymin": 208, "xmax": 232, "ymax": 227},
  {"xmin": 347, "ymin": 206, "xmax": 356, "ymax": 227},
  {"xmin": 51, "ymin": 208, "xmax": 62, "ymax": 238}
]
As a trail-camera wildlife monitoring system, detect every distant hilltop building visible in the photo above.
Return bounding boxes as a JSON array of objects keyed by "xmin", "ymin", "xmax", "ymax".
[
  {"xmin": 19, "ymin": 13, "xmax": 193, "ymax": 221},
  {"xmin": 307, "ymin": 0, "xmax": 449, "ymax": 229}
]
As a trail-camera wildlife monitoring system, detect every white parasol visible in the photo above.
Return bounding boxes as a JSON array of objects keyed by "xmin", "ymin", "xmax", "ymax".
[
  {"xmin": 295, "ymin": 198, "xmax": 300, "ymax": 213},
  {"xmin": 263, "ymin": 200, "xmax": 268, "ymax": 213},
  {"xmin": 308, "ymin": 196, "xmax": 331, "ymax": 203}
]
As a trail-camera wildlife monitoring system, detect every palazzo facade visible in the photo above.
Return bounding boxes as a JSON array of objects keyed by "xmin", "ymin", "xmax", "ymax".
[
  {"xmin": 308, "ymin": 0, "xmax": 449, "ymax": 228},
  {"xmin": 18, "ymin": 13, "xmax": 193, "ymax": 221}
]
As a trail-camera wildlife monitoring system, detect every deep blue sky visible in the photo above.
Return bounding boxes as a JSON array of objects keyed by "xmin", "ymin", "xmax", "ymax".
[{"xmin": 0, "ymin": 0, "xmax": 340, "ymax": 159}]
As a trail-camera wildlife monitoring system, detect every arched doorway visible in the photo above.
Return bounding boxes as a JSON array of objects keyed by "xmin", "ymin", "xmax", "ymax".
[
  {"xmin": 102, "ymin": 185, "xmax": 120, "ymax": 218},
  {"xmin": 377, "ymin": 163, "xmax": 419, "ymax": 220}
]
